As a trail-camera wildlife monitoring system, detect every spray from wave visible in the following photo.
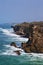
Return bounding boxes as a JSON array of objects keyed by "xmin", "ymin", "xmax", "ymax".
[
  {"xmin": 0, "ymin": 27, "xmax": 43, "ymax": 60},
  {"xmin": 0, "ymin": 28, "xmax": 28, "ymax": 42},
  {"xmin": 0, "ymin": 44, "xmax": 43, "ymax": 59},
  {"xmin": 0, "ymin": 27, "xmax": 28, "ymax": 56},
  {"xmin": 0, "ymin": 44, "xmax": 25, "ymax": 56}
]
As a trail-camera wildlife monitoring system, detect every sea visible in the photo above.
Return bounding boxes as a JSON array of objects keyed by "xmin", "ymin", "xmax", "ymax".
[{"xmin": 0, "ymin": 23, "xmax": 43, "ymax": 65}]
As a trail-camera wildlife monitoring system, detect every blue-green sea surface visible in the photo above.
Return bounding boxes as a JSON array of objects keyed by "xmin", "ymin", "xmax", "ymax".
[{"xmin": 0, "ymin": 23, "xmax": 43, "ymax": 65}]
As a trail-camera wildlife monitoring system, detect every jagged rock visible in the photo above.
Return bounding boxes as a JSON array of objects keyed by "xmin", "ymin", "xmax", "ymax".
[
  {"xmin": 10, "ymin": 42, "xmax": 21, "ymax": 55},
  {"xmin": 11, "ymin": 22, "xmax": 43, "ymax": 37},
  {"xmin": 21, "ymin": 43, "xmax": 31, "ymax": 53},
  {"xmin": 10, "ymin": 42, "xmax": 17, "ymax": 47},
  {"xmin": 11, "ymin": 22, "xmax": 30, "ymax": 37},
  {"xmin": 11, "ymin": 22, "xmax": 43, "ymax": 53},
  {"xmin": 14, "ymin": 51, "xmax": 20, "ymax": 55},
  {"xmin": 21, "ymin": 24, "xmax": 43, "ymax": 53}
]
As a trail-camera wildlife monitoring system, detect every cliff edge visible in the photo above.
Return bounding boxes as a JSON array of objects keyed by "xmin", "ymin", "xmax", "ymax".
[{"xmin": 11, "ymin": 22, "xmax": 43, "ymax": 53}]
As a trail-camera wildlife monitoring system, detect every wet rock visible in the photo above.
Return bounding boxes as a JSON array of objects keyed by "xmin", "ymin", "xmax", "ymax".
[
  {"xmin": 10, "ymin": 42, "xmax": 17, "ymax": 47},
  {"xmin": 21, "ymin": 42, "xmax": 31, "ymax": 53},
  {"xmin": 14, "ymin": 51, "xmax": 20, "ymax": 55},
  {"xmin": 11, "ymin": 22, "xmax": 43, "ymax": 53},
  {"xmin": 10, "ymin": 42, "xmax": 21, "ymax": 55},
  {"xmin": 21, "ymin": 24, "xmax": 43, "ymax": 53}
]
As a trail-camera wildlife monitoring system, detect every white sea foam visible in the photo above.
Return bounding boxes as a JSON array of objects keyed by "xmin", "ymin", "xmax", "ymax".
[
  {"xmin": 0, "ymin": 27, "xmax": 28, "ymax": 42},
  {"xmin": 0, "ymin": 27, "xmax": 43, "ymax": 58},
  {"xmin": 1, "ymin": 28, "xmax": 20, "ymax": 37},
  {"xmin": 24, "ymin": 53, "xmax": 43, "ymax": 59},
  {"xmin": 1, "ymin": 50, "xmax": 18, "ymax": 56},
  {"xmin": 30, "ymin": 53, "xmax": 43, "ymax": 58},
  {"xmin": 12, "ymin": 38, "xmax": 28, "ymax": 42},
  {"xmin": 0, "ymin": 44, "xmax": 24, "ymax": 56},
  {"xmin": 4, "ymin": 44, "xmax": 23, "ymax": 51},
  {"xmin": 0, "ymin": 28, "xmax": 28, "ymax": 55},
  {"xmin": 0, "ymin": 44, "xmax": 43, "ymax": 58}
]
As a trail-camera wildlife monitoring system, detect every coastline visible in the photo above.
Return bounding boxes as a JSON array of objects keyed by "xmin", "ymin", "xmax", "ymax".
[
  {"xmin": 11, "ymin": 21, "xmax": 43, "ymax": 54},
  {"xmin": 0, "ymin": 22, "xmax": 43, "ymax": 65}
]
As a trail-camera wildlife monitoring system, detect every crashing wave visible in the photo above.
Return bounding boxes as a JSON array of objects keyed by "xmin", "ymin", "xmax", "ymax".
[
  {"xmin": 0, "ymin": 44, "xmax": 25, "ymax": 56},
  {"xmin": 0, "ymin": 27, "xmax": 28, "ymax": 42}
]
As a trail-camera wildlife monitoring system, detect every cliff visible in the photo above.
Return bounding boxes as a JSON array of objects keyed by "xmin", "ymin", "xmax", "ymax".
[{"xmin": 11, "ymin": 21, "xmax": 43, "ymax": 53}]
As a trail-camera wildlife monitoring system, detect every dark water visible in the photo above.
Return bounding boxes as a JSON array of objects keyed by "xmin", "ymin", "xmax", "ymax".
[{"xmin": 0, "ymin": 23, "xmax": 43, "ymax": 65}]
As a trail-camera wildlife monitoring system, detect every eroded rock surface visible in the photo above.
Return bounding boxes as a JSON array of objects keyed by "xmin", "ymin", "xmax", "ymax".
[
  {"xmin": 21, "ymin": 24, "xmax": 43, "ymax": 53},
  {"xmin": 11, "ymin": 22, "xmax": 43, "ymax": 53}
]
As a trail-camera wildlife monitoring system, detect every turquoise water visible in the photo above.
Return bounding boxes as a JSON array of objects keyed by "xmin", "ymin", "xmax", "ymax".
[
  {"xmin": 0, "ymin": 55, "xmax": 43, "ymax": 65},
  {"xmin": 0, "ymin": 54, "xmax": 43, "ymax": 65},
  {"xmin": 0, "ymin": 23, "xmax": 43, "ymax": 65}
]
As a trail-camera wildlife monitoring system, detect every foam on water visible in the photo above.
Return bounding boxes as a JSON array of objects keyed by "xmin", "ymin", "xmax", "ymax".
[
  {"xmin": 0, "ymin": 27, "xmax": 43, "ymax": 60},
  {"xmin": 0, "ymin": 28, "xmax": 20, "ymax": 37},
  {"xmin": 0, "ymin": 44, "xmax": 43, "ymax": 59},
  {"xmin": 0, "ymin": 27, "xmax": 28, "ymax": 42},
  {"xmin": 0, "ymin": 27, "xmax": 28, "ymax": 56},
  {"xmin": 28, "ymin": 53, "xmax": 43, "ymax": 58},
  {"xmin": 0, "ymin": 44, "xmax": 25, "ymax": 56}
]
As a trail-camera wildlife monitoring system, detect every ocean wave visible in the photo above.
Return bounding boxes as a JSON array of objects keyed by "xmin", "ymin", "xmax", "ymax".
[
  {"xmin": 0, "ymin": 27, "xmax": 28, "ymax": 42},
  {"xmin": 0, "ymin": 44, "xmax": 43, "ymax": 60},
  {"xmin": 0, "ymin": 44, "xmax": 24, "ymax": 56},
  {"xmin": 28, "ymin": 53, "xmax": 43, "ymax": 58},
  {"xmin": 0, "ymin": 28, "xmax": 20, "ymax": 37},
  {"xmin": 3, "ymin": 44, "xmax": 23, "ymax": 51}
]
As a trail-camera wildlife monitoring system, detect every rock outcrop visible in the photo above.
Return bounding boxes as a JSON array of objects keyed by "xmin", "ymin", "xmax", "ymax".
[
  {"xmin": 21, "ymin": 24, "xmax": 43, "ymax": 53},
  {"xmin": 10, "ymin": 42, "xmax": 21, "ymax": 55},
  {"xmin": 10, "ymin": 42, "xmax": 17, "ymax": 47},
  {"xmin": 11, "ymin": 21, "xmax": 43, "ymax": 53},
  {"xmin": 11, "ymin": 22, "xmax": 30, "ymax": 37},
  {"xmin": 14, "ymin": 51, "xmax": 20, "ymax": 55}
]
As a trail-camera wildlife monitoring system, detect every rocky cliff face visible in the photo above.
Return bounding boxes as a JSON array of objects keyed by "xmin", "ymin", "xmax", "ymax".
[
  {"xmin": 11, "ymin": 22, "xmax": 33, "ymax": 38},
  {"xmin": 11, "ymin": 22, "xmax": 43, "ymax": 53}
]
